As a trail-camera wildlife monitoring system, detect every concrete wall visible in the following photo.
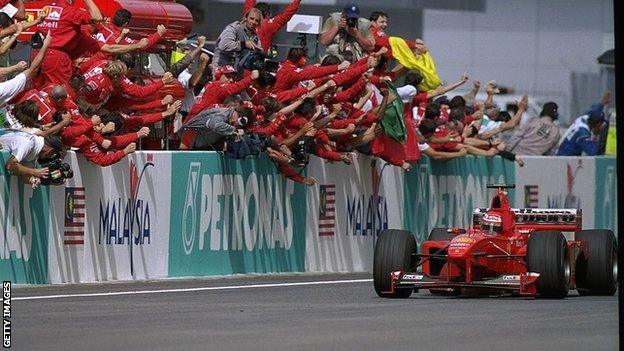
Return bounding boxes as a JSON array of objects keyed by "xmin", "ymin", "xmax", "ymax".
[{"xmin": 423, "ymin": 0, "xmax": 614, "ymax": 125}]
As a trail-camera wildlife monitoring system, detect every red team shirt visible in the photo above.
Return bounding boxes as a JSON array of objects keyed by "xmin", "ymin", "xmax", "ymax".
[
  {"xmin": 83, "ymin": 61, "xmax": 164, "ymax": 106},
  {"xmin": 37, "ymin": 0, "xmax": 93, "ymax": 54}
]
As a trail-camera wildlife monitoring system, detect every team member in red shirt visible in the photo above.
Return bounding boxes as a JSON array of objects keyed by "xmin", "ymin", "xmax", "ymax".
[
  {"xmin": 34, "ymin": 0, "xmax": 103, "ymax": 86},
  {"xmin": 368, "ymin": 11, "xmax": 418, "ymax": 57},
  {"xmin": 82, "ymin": 60, "xmax": 173, "ymax": 111},
  {"xmin": 20, "ymin": 85, "xmax": 112, "ymax": 153},
  {"xmin": 78, "ymin": 8, "xmax": 166, "ymax": 73},
  {"xmin": 72, "ymin": 131, "xmax": 140, "ymax": 166},
  {"xmin": 186, "ymin": 67, "xmax": 260, "ymax": 121},
  {"xmin": 100, "ymin": 100, "xmax": 182, "ymax": 135},
  {"xmin": 14, "ymin": 85, "xmax": 77, "ymax": 124},
  {"xmin": 34, "ymin": 0, "xmax": 151, "ymax": 87},
  {"xmin": 243, "ymin": 0, "xmax": 301, "ymax": 52},
  {"xmin": 273, "ymin": 47, "xmax": 349, "ymax": 93}
]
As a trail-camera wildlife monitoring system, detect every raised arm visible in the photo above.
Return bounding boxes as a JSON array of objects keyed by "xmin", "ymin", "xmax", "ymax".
[
  {"xmin": 101, "ymin": 38, "xmax": 150, "ymax": 54},
  {"xmin": 84, "ymin": 0, "xmax": 104, "ymax": 22},
  {"xmin": 426, "ymin": 73, "xmax": 469, "ymax": 99},
  {"xmin": 479, "ymin": 94, "xmax": 528, "ymax": 139},
  {"xmin": 320, "ymin": 16, "xmax": 340, "ymax": 45},
  {"xmin": 171, "ymin": 36, "xmax": 207, "ymax": 78},
  {"xmin": 23, "ymin": 31, "xmax": 51, "ymax": 79},
  {"xmin": 265, "ymin": 0, "xmax": 301, "ymax": 31},
  {"xmin": 346, "ymin": 26, "xmax": 375, "ymax": 52},
  {"xmin": 189, "ymin": 53, "xmax": 210, "ymax": 88}
]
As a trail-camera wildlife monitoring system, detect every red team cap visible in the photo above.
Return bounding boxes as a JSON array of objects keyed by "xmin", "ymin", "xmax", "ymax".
[{"xmin": 214, "ymin": 65, "xmax": 237, "ymax": 80}]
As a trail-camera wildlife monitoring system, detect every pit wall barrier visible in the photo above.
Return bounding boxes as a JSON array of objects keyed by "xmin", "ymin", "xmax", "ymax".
[{"xmin": 0, "ymin": 151, "xmax": 616, "ymax": 284}]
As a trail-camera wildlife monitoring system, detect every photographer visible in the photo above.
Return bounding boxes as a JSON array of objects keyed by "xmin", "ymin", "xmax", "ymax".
[
  {"xmin": 0, "ymin": 130, "xmax": 65, "ymax": 188},
  {"xmin": 178, "ymin": 106, "xmax": 254, "ymax": 150},
  {"xmin": 319, "ymin": 1, "xmax": 375, "ymax": 63},
  {"xmin": 212, "ymin": 8, "xmax": 263, "ymax": 70}
]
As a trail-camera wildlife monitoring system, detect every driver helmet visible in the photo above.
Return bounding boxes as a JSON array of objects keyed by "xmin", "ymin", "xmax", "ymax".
[{"xmin": 482, "ymin": 212, "xmax": 503, "ymax": 236}]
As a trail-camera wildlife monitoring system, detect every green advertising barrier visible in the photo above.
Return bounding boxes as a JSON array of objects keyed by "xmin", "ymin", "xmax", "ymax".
[
  {"xmin": 403, "ymin": 156, "xmax": 515, "ymax": 245},
  {"xmin": 0, "ymin": 151, "xmax": 49, "ymax": 284},
  {"xmin": 168, "ymin": 153, "xmax": 307, "ymax": 276},
  {"xmin": 594, "ymin": 157, "xmax": 617, "ymax": 233}
]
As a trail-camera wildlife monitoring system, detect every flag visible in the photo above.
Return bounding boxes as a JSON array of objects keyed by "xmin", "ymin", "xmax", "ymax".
[
  {"xmin": 64, "ymin": 187, "xmax": 85, "ymax": 245},
  {"xmin": 380, "ymin": 81, "xmax": 406, "ymax": 143},
  {"xmin": 524, "ymin": 185, "xmax": 538, "ymax": 208},
  {"xmin": 318, "ymin": 185, "xmax": 336, "ymax": 236},
  {"xmin": 388, "ymin": 36, "xmax": 442, "ymax": 92}
]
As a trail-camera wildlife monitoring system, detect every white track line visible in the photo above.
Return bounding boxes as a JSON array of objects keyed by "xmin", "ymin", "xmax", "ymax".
[{"xmin": 13, "ymin": 279, "xmax": 373, "ymax": 301}]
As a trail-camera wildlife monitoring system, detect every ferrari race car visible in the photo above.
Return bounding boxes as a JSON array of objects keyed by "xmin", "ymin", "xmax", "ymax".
[{"xmin": 373, "ymin": 184, "xmax": 617, "ymax": 299}]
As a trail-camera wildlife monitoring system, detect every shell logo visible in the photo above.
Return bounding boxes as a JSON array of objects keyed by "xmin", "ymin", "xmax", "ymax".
[{"xmin": 451, "ymin": 236, "xmax": 476, "ymax": 244}]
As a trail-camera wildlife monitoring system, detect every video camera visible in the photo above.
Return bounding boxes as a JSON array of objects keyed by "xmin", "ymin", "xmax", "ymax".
[
  {"xmin": 39, "ymin": 158, "xmax": 74, "ymax": 186},
  {"xmin": 237, "ymin": 49, "xmax": 279, "ymax": 73},
  {"xmin": 291, "ymin": 136, "xmax": 316, "ymax": 166},
  {"xmin": 347, "ymin": 17, "xmax": 358, "ymax": 28}
]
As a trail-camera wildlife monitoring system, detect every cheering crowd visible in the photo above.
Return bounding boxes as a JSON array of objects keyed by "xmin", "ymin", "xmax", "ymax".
[{"xmin": 0, "ymin": 0, "xmax": 614, "ymax": 187}]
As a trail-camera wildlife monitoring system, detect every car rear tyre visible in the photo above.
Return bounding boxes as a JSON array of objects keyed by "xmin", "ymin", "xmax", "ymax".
[
  {"xmin": 427, "ymin": 228, "xmax": 453, "ymax": 241},
  {"xmin": 575, "ymin": 229, "xmax": 617, "ymax": 296},
  {"xmin": 527, "ymin": 231, "xmax": 570, "ymax": 299},
  {"xmin": 373, "ymin": 229, "xmax": 416, "ymax": 298}
]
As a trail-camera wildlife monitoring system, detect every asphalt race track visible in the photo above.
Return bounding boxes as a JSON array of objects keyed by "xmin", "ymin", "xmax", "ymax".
[{"xmin": 11, "ymin": 273, "xmax": 618, "ymax": 351}]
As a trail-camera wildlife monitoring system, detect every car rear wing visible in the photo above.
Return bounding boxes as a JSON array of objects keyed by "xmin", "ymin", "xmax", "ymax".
[{"xmin": 472, "ymin": 208, "xmax": 582, "ymax": 232}]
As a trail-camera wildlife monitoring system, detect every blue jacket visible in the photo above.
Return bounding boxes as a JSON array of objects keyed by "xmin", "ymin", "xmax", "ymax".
[{"xmin": 557, "ymin": 102, "xmax": 604, "ymax": 156}]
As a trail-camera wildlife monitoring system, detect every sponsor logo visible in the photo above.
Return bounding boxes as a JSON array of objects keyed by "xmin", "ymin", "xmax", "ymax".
[
  {"xmin": 64, "ymin": 187, "xmax": 85, "ymax": 246},
  {"xmin": 483, "ymin": 213, "xmax": 501, "ymax": 223},
  {"xmin": 502, "ymin": 275, "xmax": 520, "ymax": 281},
  {"xmin": 402, "ymin": 274, "xmax": 424, "ymax": 280},
  {"xmin": 181, "ymin": 162, "xmax": 201, "ymax": 255},
  {"xmin": 450, "ymin": 235, "xmax": 476, "ymax": 250},
  {"xmin": 98, "ymin": 156, "xmax": 154, "ymax": 246},
  {"xmin": 26, "ymin": 11, "xmax": 36, "ymax": 22},
  {"xmin": 318, "ymin": 185, "xmax": 336, "ymax": 236},
  {"xmin": 452, "ymin": 236, "xmax": 476, "ymax": 244},
  {"xmin": 85, "ymin": 81, "xmax": 98, "ymax": 93},
  {"xmin": 43, "ymin": 6, "xmax": 63, "ymax": 21},
  {"xmin": 180, "ymin": 164, "xmax": 297, "ymax": 253},
  {"xmin": 345, "ymin": 161, "xmax": 388, "ymax": 236},
  {"xmin": 547, "ymin": 160, "xmax": 582, "ymax": 209},
  {"xmin": 346, "ymin": 193, "xmax": 389, "ymax": 236}
]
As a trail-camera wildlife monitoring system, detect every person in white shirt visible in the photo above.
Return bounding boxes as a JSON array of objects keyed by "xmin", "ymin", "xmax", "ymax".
[
  {"xmin": 0, "ymin": 30, "xmax": 52, "ymax": 108},
  {"xmin": 0, "ymin": 130, "xmax": 64, "ymax": 187}
]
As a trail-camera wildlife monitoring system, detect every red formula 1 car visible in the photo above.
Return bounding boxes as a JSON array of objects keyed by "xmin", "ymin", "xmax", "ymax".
[{"xmin": 373, "ymin": 184, "xmax": 618, "ymax": 299}]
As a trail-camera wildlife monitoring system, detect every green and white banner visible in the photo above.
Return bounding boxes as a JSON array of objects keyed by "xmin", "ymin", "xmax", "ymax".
[
  {"xmin": 0, "ymin": 152, "xmax": 49, "ymax": 284},
  {"xmin": 167, "ymin": 154, "xmax": 307, "ymax": 277}
]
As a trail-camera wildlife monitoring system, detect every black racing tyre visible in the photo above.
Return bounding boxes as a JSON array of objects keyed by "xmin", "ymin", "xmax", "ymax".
[
  {"xmin": 575, "ymin": 230, "xmax": 617, "ymax": 296},
  {"xmin": 526, "ymin": 231, "xmax": 570, "ymax": 299},
  {"xmin": 427, "ymin": 228, "xmax": 453, "ymax": 241},
  {"xmin": 373, "ymin": 229, "xmax": 416, "ymax": 298}
]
